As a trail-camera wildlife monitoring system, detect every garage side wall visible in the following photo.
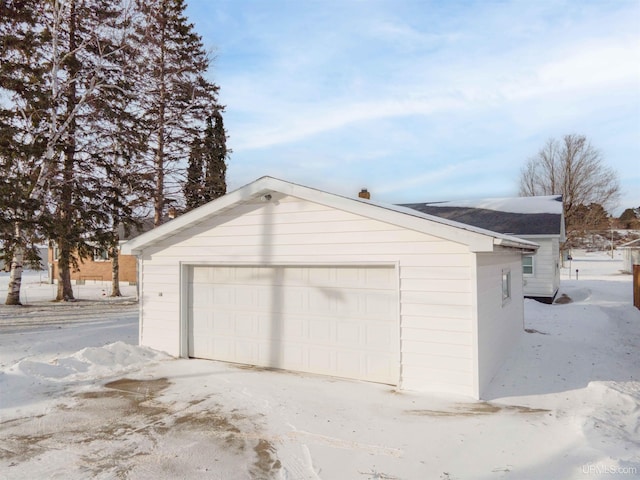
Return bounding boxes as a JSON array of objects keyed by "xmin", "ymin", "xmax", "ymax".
[
  {"xmin": 475, "ymin": 251, "xmax": 524, "ymax": 398},
  {"xmin": 138, "ymin": 194, "xmax": 476, "ymax": 395}
]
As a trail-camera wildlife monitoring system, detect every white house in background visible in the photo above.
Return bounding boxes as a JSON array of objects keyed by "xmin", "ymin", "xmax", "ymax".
[
  {"xmin": 401, "ymin": 196, "xmax": 565, "ymax": 304},
  {"xmin": 620, "ymin": 238, "xmax": 640, "ymax": 274},
  {"xmin": 122, "ymin": 177, "xmax": 537, "ymax": 399}
]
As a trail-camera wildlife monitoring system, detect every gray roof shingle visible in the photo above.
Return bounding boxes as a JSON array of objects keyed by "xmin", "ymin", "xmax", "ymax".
[{"xmin": 400, "ymin": 203, "xmax": 563, "ymax": 236}]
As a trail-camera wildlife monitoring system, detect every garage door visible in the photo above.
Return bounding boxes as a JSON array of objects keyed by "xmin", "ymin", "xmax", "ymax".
[{"xmin": 188, "ymin": 265, "xmax": 399, "ymax": 384}]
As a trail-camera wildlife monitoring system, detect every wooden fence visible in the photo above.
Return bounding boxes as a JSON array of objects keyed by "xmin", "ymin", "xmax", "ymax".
[{"xmin": 634, "ymin": 264, "xmax": 640, "ymax": 310}]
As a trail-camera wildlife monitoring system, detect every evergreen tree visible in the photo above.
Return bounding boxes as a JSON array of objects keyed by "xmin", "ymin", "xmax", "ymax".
[
  {"xmin": 619, "ymin": 207, "xmax": 640, "ymax": 229},
  {"xmin": 184, "ymin": 136, "xmax": 204, "ymax": 211},
  {"xmin": 202, "ymin": 110, "xmax": 228, "ymax": 203},
  {"xmin": 1, "ymin": 0, "xmax": 53, "ymax": 304},
  {"xmin": 132, "ymin": 0, "xmax": 221, "ymax": 225},
  {"xmin": 1, "ymin": 0, "xmax": 225, "ymax": 303}
]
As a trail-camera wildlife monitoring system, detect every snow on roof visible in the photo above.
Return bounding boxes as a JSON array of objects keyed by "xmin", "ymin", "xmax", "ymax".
[{"xmin": 423, "ymin": 195, "xmax": 563, "ymax": 215}]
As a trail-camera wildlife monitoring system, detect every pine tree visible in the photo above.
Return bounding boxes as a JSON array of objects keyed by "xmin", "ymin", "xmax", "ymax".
[
  {"xmin": 2, "ymin": 0, "xmax": 225, "ymax": 303},
  {"xmin": 184, "ymin": 136, "xmax": 204, "ymax": 211},
  {"xmin": 1, "ymin": 0, "xmax": 52, "ymax": 304},
  {"xmin": 202, "ymin": 110, "xmax": 228, "ymax": 203},
  {"xmin": 132, "ymin": 0, "xmax": 221, "ymax": 226}
]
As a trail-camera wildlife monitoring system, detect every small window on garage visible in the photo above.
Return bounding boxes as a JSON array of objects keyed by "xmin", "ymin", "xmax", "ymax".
[
  {"xmin": 522, "ymin": 255, "xmax": 534, "ymax": 276},
  {"xmin": 502, "ymin": 269, "xmax": 511, "ymax": 304}
]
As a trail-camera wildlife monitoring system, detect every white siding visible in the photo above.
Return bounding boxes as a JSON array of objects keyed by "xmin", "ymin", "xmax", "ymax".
[
  {"xmin": 475, "ymin": 252, "xmax": 524, "ymax": 397},
  {"xmin": 139, "ymin": 194, "xmax": 476, "ymax": 395},
  {"xmin": 622, "ymin": 248, "xmax": 640, "ymax": 274},
  {"xmin": 520, "ymin": 236, "xmax": 560, "ymax": 298}
]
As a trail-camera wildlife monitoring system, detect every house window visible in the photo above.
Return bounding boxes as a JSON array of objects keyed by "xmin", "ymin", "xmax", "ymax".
[
  {"xmin": 502, "ymin": 269, "xmax": 511, "ymax": 303},
  {"xmin": 522, "ymin": 256, "xmax": 534, "ymax": 275},
  {"xmin": 93, "ymin": 249, "xmax": 109, "ymax": 262}
]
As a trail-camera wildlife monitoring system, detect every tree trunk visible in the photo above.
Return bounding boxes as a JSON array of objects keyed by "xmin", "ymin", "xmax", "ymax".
[
  {"xmin": 56, "ymin": 236, "xmax": 75, "ymax": 301},
  {"xmin": 55, "ymin": 0, "xmax": 77, "ymax": 302},
  {"xmin": 110, "ymin": 242, "xmax": 121, "ymax": 297},
  {"xmin": 153, "ymin": 1, "xmax": 167, "ymax": 227},
  {"xmin": 5, "ymin": 224, "xmax": 24, "ymax": 305}
]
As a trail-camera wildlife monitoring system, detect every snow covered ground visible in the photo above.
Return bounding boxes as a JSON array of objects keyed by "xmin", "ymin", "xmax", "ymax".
[{"xmin": 1, "ymin": 252, "xmax": 639, "ymax": 479}]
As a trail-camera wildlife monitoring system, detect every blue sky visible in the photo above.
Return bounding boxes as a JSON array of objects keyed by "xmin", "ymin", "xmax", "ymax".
[{"xmin": 185, "ymin": 0, "xmax": 640, "ymax": 214}]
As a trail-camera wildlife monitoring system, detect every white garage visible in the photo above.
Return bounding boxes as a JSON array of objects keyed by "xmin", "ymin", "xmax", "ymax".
[{"xmin": 123, "ymin": 177, "xmax": 537, "ymax": 399}]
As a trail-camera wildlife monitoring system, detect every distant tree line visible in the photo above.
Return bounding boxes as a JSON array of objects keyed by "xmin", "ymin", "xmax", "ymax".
[{"xmin": 0, "ymin": 0, "xmax": 229, "ymax": 304}]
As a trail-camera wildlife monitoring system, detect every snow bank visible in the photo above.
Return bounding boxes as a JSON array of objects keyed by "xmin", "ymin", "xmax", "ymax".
[
  {"xmin": 10, "ymin": 341, "xmax": 169, "ymax": 382},
  {"xmin": 0, "ymin": 341, "xmax": 170, "ymax": 415}
]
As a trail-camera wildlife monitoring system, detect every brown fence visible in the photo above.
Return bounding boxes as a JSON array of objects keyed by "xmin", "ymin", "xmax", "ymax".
[{"xmin": 634, "ymin": 264, "xmax": 640, "ymax": 310}]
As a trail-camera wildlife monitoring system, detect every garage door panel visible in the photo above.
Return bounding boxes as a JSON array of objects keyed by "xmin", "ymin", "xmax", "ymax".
[
  {"xmin": 336, "ymin": 321, "xmax": 361, "ymax": 346},
  {"xmin": 336, "ymin": 350, "xmax": 361, "ymax": 376},
  {"xmin": 308, "ymin": 347, "xmax": 333, "ymax": 372},
  {"xmin": 366, "ymin": 354, "xmax": 395, "ymax": 381},
  {"xmin": 188, "ymin": 265, "xmax": 399, "ymax": 385},
  {"xmin": 366, "ymin": 323, "xmax": 397, "ymax": 350},
  {"xmin": 309, "ymin": 318, "xmax": 332, "ymax": 342},
  {"xmin": 281, "ymin": 315, "xmax": 304, "ymax": 339}
]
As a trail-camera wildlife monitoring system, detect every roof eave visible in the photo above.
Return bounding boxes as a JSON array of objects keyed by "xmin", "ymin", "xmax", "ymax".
[{"xmin": 493, "ymin": 237, "xmax": 539, "ymax": 253}]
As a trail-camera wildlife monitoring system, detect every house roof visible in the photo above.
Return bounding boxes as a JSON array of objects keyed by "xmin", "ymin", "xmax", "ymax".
[
  {"xmin": 400, "ymin": 195, "xmax": 565, "ymax": 237},
  {"xmin": 620, "ymin": 238, "xmax": 640, "ymax": 248},
  {"xmin": 117, "ymin": 218, "xmax": 156, "ymax": 241},
  {"xmin": 122, "ymin": 177, "xmax": 538, "ymax": 255}
]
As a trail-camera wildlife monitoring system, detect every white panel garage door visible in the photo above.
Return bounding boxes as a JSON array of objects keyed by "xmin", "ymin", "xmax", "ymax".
[{"xmin": 188, "ymin": 265, "xmax": 399, "ymax": 384}]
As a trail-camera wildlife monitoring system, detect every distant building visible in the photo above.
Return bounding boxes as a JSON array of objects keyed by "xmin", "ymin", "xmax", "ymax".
[
  {"xmin": 620, "ymin": 238, "xmax": 640, "ymax": 274},
  {"xmin": 47, "ymin": 220, "xmax": 156, "ymax": 284}
]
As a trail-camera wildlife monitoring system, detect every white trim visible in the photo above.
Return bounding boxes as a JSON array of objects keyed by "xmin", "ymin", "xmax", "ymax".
[
  {"xmin": 178, "ymin": 260, "xmax": 398, "ymax": 267},
  {"xmin": 179, "ymin": 262, "xmax": 189, "ymax": 358},
  {"xmin": 138, "ymin": 257, "xmax": 143, "ymax": 345},
  {"xmin": 470, "ymin": 253, "xmax": 480, "ymax": 399},
  {"xmin": 522, "ymin": 255, "xmax": 535, "ymax": 276},
  {"xmin": 394, "ymin": 260, "xmax": 402, "ymax": 390},
  {"xmin": 519, "ymin": 234, "xmax": 562, "ymax": 239}
]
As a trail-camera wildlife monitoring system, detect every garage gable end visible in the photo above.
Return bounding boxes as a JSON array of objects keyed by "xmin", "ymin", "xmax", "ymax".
[{"xmin": 123, "ymin": 177, "xmax": 536, "ymax": 256}]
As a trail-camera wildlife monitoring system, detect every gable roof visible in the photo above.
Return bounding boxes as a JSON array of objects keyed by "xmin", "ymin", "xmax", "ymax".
[
  {"xmin": 400, "ymin": 195, "xmax": 565, "ymax": 237},
  {"xmin": 122, "ymin": 177, "xmax": 538, "ymax": 255},
  {"xmin": 620, "ymin": 238, "xmax": 640, "ymax": 248}
]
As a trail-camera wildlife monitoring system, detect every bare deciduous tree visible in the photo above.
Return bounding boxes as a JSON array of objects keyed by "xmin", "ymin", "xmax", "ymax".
[{"xmin": 519, "ymin": 134, "xmax": 620, "ymax": 231}]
